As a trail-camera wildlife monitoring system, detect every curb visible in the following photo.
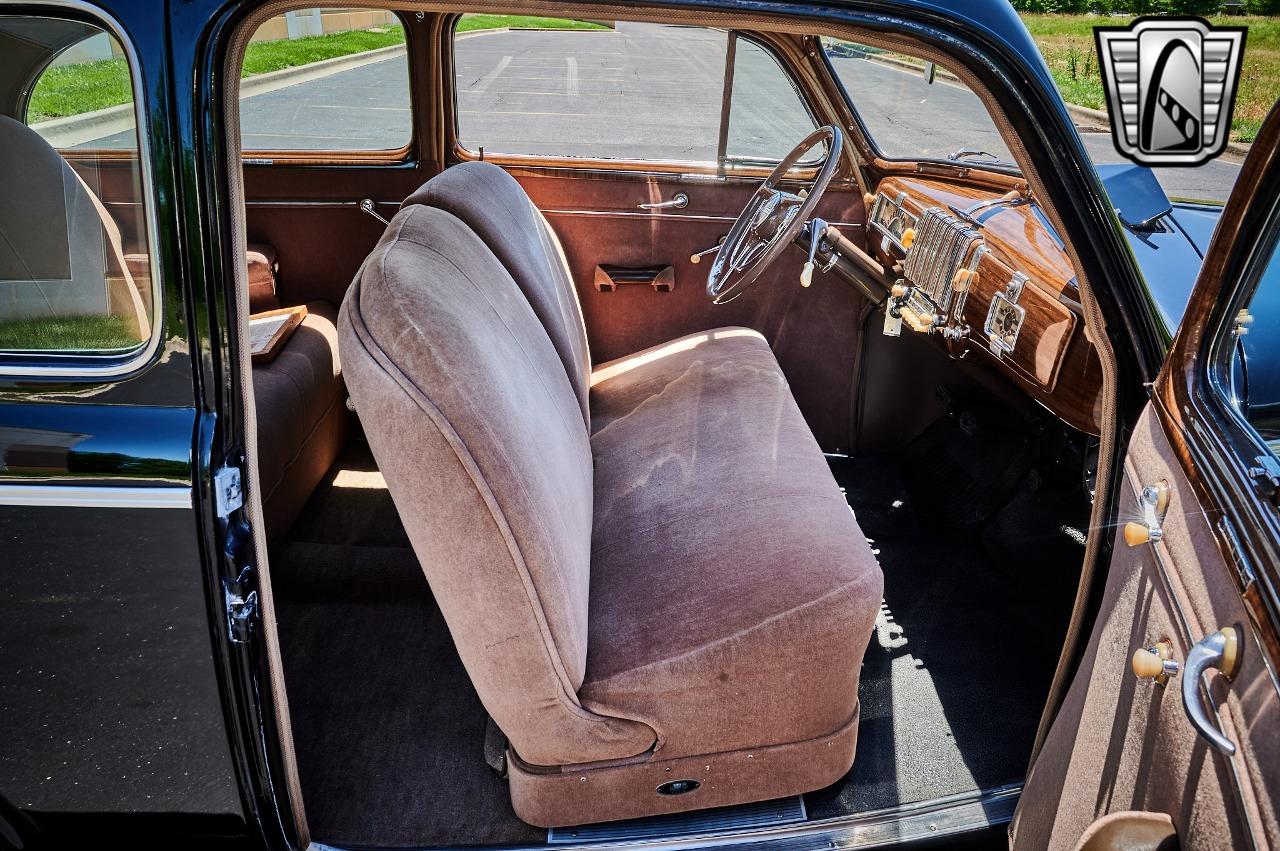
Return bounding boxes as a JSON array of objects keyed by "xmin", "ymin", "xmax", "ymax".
[
  {"xmin": 32, "ymin": 42, "xmax": 412, "ymax": 148},
  {"xmin": 29, "ymin": 26, "xmax": 539, "ymax": 148},
  {"xmin": 1067, "ymin": 101, "xmax": 1250, "ymax": 159}
]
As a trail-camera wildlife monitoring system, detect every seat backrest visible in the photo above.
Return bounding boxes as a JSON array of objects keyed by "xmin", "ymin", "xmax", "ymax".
[
  {"xmin": 337, "ymin": 205, "xmax": 652, "ymax": 766},
  {"xmin": 0, "ymin": 114, "xmax": 145, "ymax": 336},
  {"xmin": 403, "ymin": 161, "xmax": 592, "ymax": 427}
]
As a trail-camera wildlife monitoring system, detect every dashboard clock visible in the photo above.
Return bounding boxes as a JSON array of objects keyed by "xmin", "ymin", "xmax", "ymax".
[{"xmin": 985, "ymin": 291, "xmax": 1025, "ymax": 355}]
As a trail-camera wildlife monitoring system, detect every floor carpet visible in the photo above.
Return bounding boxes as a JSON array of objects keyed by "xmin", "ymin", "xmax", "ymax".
[
  {"xmin": 806, "ymin": 454, "xmax": 1082, "ymax": 818},
  {"xmin": 271, "ymin": 442, "xmax": 1082, "ymax": 844},
  {"xmin": 270, "ymin": 444, "xmax": 545, "ymax": 848}
]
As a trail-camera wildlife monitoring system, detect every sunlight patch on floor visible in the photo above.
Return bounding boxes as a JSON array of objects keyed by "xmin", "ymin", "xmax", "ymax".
[{"xmin": 332, "ymin": 468, "xmax": 387, "ymax": 489}]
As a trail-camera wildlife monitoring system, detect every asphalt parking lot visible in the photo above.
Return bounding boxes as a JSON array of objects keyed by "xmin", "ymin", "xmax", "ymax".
[{"xmin": 87, "ymin": 21, "xmax": 1243, "ymax": 202}]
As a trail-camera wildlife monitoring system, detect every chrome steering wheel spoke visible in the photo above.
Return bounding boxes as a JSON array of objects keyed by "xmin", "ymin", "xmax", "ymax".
[{"xmin": 705, "ymin": 125, "xmax": 844, "ymax": 305}]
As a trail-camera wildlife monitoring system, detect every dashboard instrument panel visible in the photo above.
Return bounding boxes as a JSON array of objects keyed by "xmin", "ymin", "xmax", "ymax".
[{"xmin": 868, "ymin": 176, "xmax": 1102, "ymax": 435}]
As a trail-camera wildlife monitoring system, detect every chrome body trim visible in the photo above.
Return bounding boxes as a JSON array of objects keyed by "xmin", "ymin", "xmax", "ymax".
[
  {"xmin": 0, "ymin": 0, "xmax": 165, "ymax": 379},
  {"xmin": 0, "ymin": 483, "xmax": 192, "ymax": 509}
]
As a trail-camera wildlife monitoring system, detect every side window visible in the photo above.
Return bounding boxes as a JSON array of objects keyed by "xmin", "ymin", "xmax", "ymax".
[
  {"xmin": 2, "ymin": 17, "xmax": 155, "ymax": 359},
  {"xmin": 820, "ymin": 37, "xmax": 1015, "ymax": 169},
  {"xmin": 239, "ymin": 8, "xmax": 411, "ymax": 151},
  {"xmin": 1225, "ymin": 233, "xmax": 1280, "ymax": 457},
  {"xmin": 453, "ymin": 20, "xmax": 817, "ymax": 164}
]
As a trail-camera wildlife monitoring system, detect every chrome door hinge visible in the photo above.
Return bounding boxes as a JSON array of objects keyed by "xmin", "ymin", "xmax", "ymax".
[
  {"xmin": 224, "ymin": 565, "xmax": 258, "ymax": 645},
  {"xmin": 1247, "ymin": 454, "xmax": 1280, "ymax": 504},
  {"xmin": 214, "ymin": 465, "xmax": 244, "ymax": 519}
]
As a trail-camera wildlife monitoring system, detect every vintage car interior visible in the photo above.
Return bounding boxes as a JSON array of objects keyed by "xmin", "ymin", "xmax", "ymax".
[
  {"xmin": 226, "ymin": 10, "xmax": 1100, "ymax": 845},
  {"xmin": 1, "ymin": 4, "xmax": 1166, "ymax": 848}
]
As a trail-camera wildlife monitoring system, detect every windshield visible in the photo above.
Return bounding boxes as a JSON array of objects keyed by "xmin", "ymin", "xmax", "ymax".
[{"xmin": 820, "ymin": 37, "xmax": 1018, "ymax": 171}]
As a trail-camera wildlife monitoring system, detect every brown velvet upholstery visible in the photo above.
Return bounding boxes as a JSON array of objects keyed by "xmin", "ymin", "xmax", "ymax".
[
  {"xmin": 585, "ymin": 328, "xmax": 881, "ymax": 760},
  {"xmin": 1013, "ymin": 405, "xmax": 1279, "ymax": 849},
  {"xmin": 340, "ymin": 170, "xmax": 882, "ymax": 827},
  {"xmin": 253, "ymin": 300, "xmax": 348, "ymax": 538},
  {"xmin": 246, "ymin": 243, "xmax": 280, "ymax": 313},
  {"xmin": 404, "ymin": 161, "xmax": 592, "ymax": 427},
  {"xmin": 340, "ymin": 208, "xmax": 653, "ymax": 769}
]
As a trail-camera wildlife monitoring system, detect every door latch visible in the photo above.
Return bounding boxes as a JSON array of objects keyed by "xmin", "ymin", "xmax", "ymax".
[
  {"xmin": 214, "ymin": 465, "xmax": 243, "ymax": 519},
  {"xmin": 224, "ymin": 565, "xmax": 259, "ymax": 645}
]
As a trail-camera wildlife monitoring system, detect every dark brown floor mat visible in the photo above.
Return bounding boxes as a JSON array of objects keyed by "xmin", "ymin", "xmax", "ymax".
[{"xmin": 270, "ymin": 444, "xmax": 544, "ymax": 848}]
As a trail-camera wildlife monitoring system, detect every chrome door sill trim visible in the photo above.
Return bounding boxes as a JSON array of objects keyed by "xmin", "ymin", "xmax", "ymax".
[
  {"xmin": 312, "ymin": 784, "xmax": 1018, "ymax": 851},
  {"xmin": 0, "ymin": 483, "xmax": 192, "ymax": 509}
]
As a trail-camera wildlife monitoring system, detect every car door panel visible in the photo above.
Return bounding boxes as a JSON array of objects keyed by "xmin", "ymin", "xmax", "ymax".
[
  {"xmin": 1013, "ymin": 403, "xmax": 1274, "ymax": 849},
  {"xmin": 513, "ymin": 168, "xmax": 870, "ymax": 450},
  {"xmin": 242, "ymin": 163, "xmax": 430, "ymax": 307},
  {"xmin": 1014, "ymin": 107, "xmax": 1280, "ymax": 851}
]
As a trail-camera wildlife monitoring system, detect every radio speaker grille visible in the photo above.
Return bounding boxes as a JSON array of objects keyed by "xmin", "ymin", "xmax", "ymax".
[{"xmin": 902, "ymin": 207, "xmax": 981, "ymax": 311}]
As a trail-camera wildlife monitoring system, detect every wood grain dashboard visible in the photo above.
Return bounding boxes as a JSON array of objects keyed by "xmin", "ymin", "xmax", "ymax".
[{"xmin": 867, "ymin": 176, "xmax": 1104, "ymax": 435}]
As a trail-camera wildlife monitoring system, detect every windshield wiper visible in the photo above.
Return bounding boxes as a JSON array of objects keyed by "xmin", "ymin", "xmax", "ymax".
[{"xmin": 947, "ymin": 147, "xmax": 1017, "ymax": 170}]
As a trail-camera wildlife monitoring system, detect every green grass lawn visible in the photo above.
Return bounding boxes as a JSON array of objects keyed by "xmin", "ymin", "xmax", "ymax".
[
  {"xmin": 1022, "ymin": 14, "xmax": 1280, "ymax": 142},
  {"xmin": 457, "ymin": 14, "xmax": 608, "ymax": 33},
  {"xmin": 0, "ymin": 315, "xmax": 141, "ymax": 351},
  {"xmin": 28, "ymin": 15, "xmax": 605, "ymax": 121}
]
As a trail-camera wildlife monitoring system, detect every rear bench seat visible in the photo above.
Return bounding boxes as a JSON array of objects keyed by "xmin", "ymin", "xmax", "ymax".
[
  {"xmin": 245, "ymin": 244, "xmax": 347, "ymax": 537},
  {"xmin": 339, "ymin": 163, "xmax": 882, "ymax": 827}
]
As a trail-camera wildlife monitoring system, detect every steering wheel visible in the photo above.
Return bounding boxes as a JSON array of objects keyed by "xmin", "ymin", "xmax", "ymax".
[{"xmin": 706, "ymin": 125, "xmax": 843, "ymax": 304}]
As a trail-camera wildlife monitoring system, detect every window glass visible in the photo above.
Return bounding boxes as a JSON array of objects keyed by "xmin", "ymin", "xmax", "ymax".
[
  {"xmin": 726, "ymin": 38, "xmax": 820, "ymax": 163},
  {"xmin": 3, "ymin": 18, "xmax": 154, "ymax": 356},
  {"xmin": 239, "ymin": 9, "xmax": 410, "ymax": 150},
  {"xmin": 821, "ymin": 37, "xmax": 1015, "ymax": 169},
  {"xmin": 454, "ymin": 20, "xmax": 817, "ymax": 164},
  {"xmin": 1226, "ymin": 233, "xmax": 1280, "ymax": 458}
]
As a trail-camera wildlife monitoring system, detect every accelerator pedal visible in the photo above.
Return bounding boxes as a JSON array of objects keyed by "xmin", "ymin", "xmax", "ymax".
[{"xmin": 548, "ymin": 797, "xmax": 806, "ymax": 844}]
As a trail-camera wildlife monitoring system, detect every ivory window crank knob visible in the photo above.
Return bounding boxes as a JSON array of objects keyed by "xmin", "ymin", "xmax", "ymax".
[{"xmin": 1132, "ymin": 641, "xmax": 1179, "ymax": 685}]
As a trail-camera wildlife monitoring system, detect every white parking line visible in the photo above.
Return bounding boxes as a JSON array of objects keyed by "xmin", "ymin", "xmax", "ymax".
[
  {"xmin": 566, "ymin": 57, "xmax": 579, "ymax": 97},
  {"xmin": 467, "ymin": 55, "xmax": 512, "ymax": 93}
]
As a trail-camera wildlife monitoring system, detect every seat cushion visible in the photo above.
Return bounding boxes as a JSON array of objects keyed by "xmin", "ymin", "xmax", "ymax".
[
  {"xmin": 583, "ymin": 328, "xmax": 883, "ymax": 760},
  {"xmin": 253, "ymin": 300, "xmax": 348, "ymax": 537}
]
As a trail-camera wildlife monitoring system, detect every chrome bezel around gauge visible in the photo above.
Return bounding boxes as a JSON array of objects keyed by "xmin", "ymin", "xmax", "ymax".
[
  {"xmin": 984, "ymin": 290, "xmax": 1026, "ymax": 355},
  {"xmin": 870, "ymin": 191, "xmax": 918, "ymax": 253}
]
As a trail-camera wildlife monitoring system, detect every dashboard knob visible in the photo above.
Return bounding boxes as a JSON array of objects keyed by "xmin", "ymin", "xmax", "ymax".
[
  {"xmin": 952, "ymin": 268, "xmax": 978, "ymax": 291},
  {"xmin": 890, "ymin": 283, "xmax": 909, "ymax": 298},
  {"xmin": 863, "ymin": 192, "xmax": 876, "ymax": 208},
  {"xmin": 901, "ymin": 228, "xmax": 916, "ymax": 249}
]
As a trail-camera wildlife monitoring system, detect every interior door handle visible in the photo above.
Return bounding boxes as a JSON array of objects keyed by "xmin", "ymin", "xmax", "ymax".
[
  {"xmin": 1181, "ymin": 627, "xmax": 1240, "ymax": 756},
  {"xmin": 638, "ymin": 192, "xmax": 689, "ymax": 210}
]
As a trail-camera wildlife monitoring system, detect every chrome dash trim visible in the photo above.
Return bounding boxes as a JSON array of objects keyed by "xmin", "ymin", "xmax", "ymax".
[{"xmin": 0, "ymin": 483, "xmax": 191, "ymax": 509}]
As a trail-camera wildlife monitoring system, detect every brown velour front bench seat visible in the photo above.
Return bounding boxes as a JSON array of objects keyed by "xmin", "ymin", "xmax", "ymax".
[{"xmin": 337, "ymin": 162, "xmax": 882, "ymax": 827}]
